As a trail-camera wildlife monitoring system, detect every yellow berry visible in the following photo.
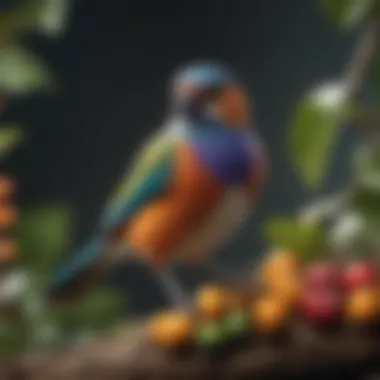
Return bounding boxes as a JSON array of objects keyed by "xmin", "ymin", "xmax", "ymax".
[
  {"xmin": 195, "ymin": 285, "xmax": 228, "ymax": 320},
  {"xmin": 251, "ymin": 296, "xmax": 290, "ymax": 334},
  {"xmin": 148, "ymin": 310, "xmax": 194, "ymax": 349},
  {"xmin": 345, "ymin": 287, "xmax": 379, "ymax": 325}
]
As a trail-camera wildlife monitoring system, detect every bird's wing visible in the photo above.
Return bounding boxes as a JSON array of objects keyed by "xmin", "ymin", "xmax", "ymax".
[{"xmin": 100, "ymin": 128, "xmax": 180, "ymax": 232}]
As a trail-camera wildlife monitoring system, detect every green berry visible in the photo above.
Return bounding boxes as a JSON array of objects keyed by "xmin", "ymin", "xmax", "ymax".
[
  {"xmin": 196, "ymin": 322, "xmax": 226, "ymax": 348},
  {"xmin": 224, "ymin": 312, "xmax": 251, "ymax": 338}
]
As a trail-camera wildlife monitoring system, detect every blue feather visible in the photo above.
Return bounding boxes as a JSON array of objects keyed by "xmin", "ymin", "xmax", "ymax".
[
  {"xmin": 177, "ymin": 62, "xmax": 234, "ymax": 88},
  {"xmin": 50, "ymin": 235, "xmax": 106, "ymax": 291}
]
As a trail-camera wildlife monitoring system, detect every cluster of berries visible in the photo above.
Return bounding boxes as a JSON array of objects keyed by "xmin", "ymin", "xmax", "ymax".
[{"xmin": 146, "ymin": 250, "xmax": 380, "ymax": 351}]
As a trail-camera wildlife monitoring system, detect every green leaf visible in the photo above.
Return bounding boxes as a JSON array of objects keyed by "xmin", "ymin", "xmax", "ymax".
[
  {"xmin": 343, "ymin": 144, "xmax": 380, "ymax": 251},
  {"xmin": 48, "ymin": 290, "xmax": 124, "ymax": 331},
  {"xmin": 0, "ymin": 125, "xmax": 22, "ymax": 160},
  {"xmin": 350, "ymin": 187, "xmax": 380, "ymax": 224},
  {"xmin": 31, "ymin": 322, "xmax": 61, "ymax": 350},
  {"xmin": 263, "ymin": 217, "xmax": 327, "ymax": 260},
  {"xmin": 289, "ymin": 82, "xmax": 349, "ymax": 190},
  {"xmin": 0, "ymin": 7, "xmax": 36, "ymax": 46},
  {"xmin": 342, "ymin": 181, "xmax": 380, "ymax": 251},
  {"xmin": 0, "ymin": 319, "xmax": 30, "ymax": 358},
  {"xmin": 0, "ymin": 45, "xmax": 54, "ymax": 96},
  {"xmin": 320, "ymin": 0, "xmax": 376, "ymax": 30},
  {"xmin": 352, "ymin": 146, "xmax": 380, "ymax": 191},
  {"xmin": 18, "ymin": 204, "xmax": 72, "ymax": 285},
  {"xmin": 20, "ymin": 283, "xmax": 46, "ymax": 321},
  {"xmin": 0, "ymin": 1, "xmax": 71, "ymax": 42},
  {"xmin": 33, "ymin": 0, "xmax": 71, "ymax": 38}
]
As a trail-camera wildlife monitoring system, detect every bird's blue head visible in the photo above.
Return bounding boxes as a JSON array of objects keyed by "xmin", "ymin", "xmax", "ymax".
[{"xmin": 170, "ymin": 62, "xmax": 252, "ymax": 129}]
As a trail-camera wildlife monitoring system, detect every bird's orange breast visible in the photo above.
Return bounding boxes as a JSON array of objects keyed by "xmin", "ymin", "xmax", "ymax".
[{"xmin": 123, "ymin": 144, "xmax": 225, "ymax": 267}]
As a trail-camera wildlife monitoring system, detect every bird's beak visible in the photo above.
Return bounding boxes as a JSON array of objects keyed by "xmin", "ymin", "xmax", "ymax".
[{"xmin": 214, "ymin": 85, "xmax": 251, "ymax": 128}]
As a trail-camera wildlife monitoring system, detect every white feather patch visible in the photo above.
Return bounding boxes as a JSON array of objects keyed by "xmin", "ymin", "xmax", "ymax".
[{"xmin": 176, "ymin": 188, "xmax": 251, "ymax": 261}]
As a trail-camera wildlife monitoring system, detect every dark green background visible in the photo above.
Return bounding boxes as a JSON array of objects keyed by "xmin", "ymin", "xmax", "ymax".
[{"xmin": 6, "ymin": 0, "xmax": 358, "ymax": 314}]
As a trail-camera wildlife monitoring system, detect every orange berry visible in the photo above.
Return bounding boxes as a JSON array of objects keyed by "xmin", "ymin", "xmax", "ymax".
[
  {"xmin": 262, "ymin": 270, "xmax": 301, "ymax": 298},
  {"xmin": 345, "ymin": 287, "xmax": 379, "ymax": 325},
  {"xmin": 195, "ymin": 285, "xmax": 228, "ymax": 320},
  {"xmin": 0, "ymin": 239, "xmax": 17, "ymax": 263},
  {"xmin": 0, "ymin": 205, "xmax": 17, "ymax": 229},
  {"xmin": 251, "ymin": 296, "xmax": 290, "ymax": 334},
  {"xmin": 147, "ymin": 310, "xmax": 194, "ymax": 349},
  {"xmin": 261, "ymin": 250, "xmax": 300, "ymax": 287},
  {"xmin": 265, "ymin": 249, "xmax": 299, "ymax": 269},
  {"xmin": 271, "ymin": 275, "xmax": 302, "ymax": 307},
  {"xmin": 0, "ymin": 175, "xmax": 15, "ymax": 200}
]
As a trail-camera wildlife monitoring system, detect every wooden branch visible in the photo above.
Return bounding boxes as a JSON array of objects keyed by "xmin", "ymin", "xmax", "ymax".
[
  {"xmin": 2, "ymin": 320, "xmax": 380, "ymax": 380},
  {"xmin": 0, "ymin": 322, "xmax": 147, "ymax": 380}
]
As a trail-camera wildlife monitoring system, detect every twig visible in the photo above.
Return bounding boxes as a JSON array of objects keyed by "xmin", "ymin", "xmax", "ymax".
[
  {"xmin": 343, "ymin": 20, "xmax": 380, "ymax": 99},
  {"xmin": 303, "ymin": 21, "xmax": 380, "ymax": 229},
  {"xmin": 350, "ymin": 105, "xmax": 380, "ymax": 131},
  {"xmin": 344, "ymin": 19, "xmax": 380, "ymax": 135}
]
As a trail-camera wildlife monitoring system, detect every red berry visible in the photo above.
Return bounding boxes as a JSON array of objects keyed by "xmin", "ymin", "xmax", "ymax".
[
  {"xmin": 343, "ymin": 261, "xmax": 378, "ymax": 291},
  {"xmin": 303, "ymin": 261, "xmax": 343, "ymax": 293},
  {"xmin": 299, "ymin": 289, "xmax": 343, "ymax": 325}
]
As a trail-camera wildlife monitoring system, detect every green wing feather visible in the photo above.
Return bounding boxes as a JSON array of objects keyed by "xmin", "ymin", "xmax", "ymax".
[
  {"xmin": 51, "ymin": 128, "xmax": 181, "ymax": 291},
  {"xmin": 100, "ymin": 129, "xmax": 179, "ymax": 231}
]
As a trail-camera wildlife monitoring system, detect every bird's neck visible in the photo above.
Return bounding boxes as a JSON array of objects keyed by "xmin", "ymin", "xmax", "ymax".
[
  {"xmin": 174, "ymin": 110, "xmax": 251, "ymax": 131},
  {"xmin": 167, "ymin": 112, "xmax": 254, "ymax": 142}
]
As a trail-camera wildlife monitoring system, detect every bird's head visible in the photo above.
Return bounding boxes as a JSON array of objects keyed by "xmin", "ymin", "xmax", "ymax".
[{"xmin": 170, "ymin": 62, "xmax": 251, "ymax": 129}]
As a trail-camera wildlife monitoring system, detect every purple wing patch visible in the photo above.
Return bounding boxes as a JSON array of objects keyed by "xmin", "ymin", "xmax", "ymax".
[{"xmin": 192, "ymin": 130, "xmax": 256, "ymax": 185}]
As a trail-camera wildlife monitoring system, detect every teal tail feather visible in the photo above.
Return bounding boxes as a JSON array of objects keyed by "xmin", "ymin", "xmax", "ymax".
[{"xmin": 50, "ymin": 235, "xmax": 107, "ymax": 294}]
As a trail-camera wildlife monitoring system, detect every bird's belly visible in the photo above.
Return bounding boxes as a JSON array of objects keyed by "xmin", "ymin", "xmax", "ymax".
[
  {"xmin": 175, "ymin": 188, "xmax": 251, "ymax": 261},
  {"xmin": 124, "ymin": 187, "xmax": 250, "ymax": 266}
]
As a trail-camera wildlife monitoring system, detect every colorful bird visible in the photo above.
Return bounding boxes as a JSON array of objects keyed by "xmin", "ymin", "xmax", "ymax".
[{"xmin": 50, "ymin": 62, "xmax": 268, "ymax": 306}]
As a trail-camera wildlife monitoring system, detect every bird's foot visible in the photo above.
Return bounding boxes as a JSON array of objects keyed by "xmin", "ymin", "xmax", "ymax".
[{"xmin": 155, "ymin": 268, "xmax": 194, "ymax": 311}]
